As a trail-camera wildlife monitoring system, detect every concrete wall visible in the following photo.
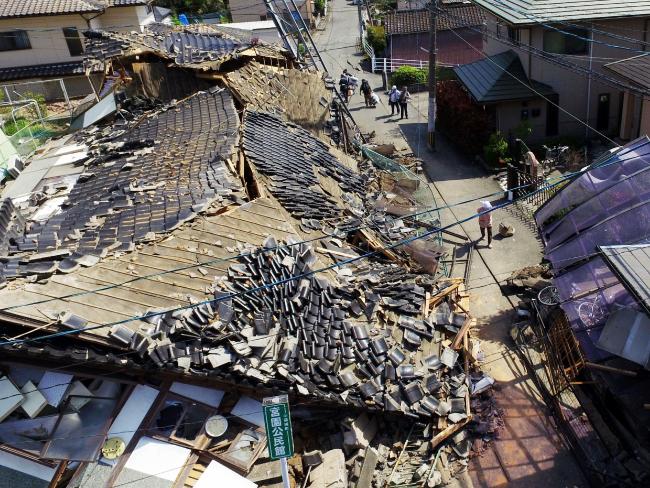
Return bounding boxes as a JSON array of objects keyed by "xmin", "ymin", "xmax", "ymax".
[
  {"xmin": 91, "ymin": 5, "xmax": 155, "ymax": 32},
  {"xmin": 389, "ymin": 28, "xmax": 484, "ymax": 65},
  {"xmin": 230, "ymin": 0, "xmax": 312, "ymax": 24},
  {"xmin": 230, "ymin": 0, "xmax": 274, "ymax": 22},
  {"xmin": 496, "ymin": 99, "xmax": 547, "ymax": 143},
  {"xmin": 482, "ymin": 11, "xmax": 650, "ymax": 140}
]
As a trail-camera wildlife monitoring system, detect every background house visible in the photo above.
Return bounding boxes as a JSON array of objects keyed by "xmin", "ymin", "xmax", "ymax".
[
  {"xmin": 0, "ymin": 0, "xmax": 155, "ymax": 99},
  {"xmin": 229, "ymin": 0, "xmax": 313, "ymax": 26},
  {"xmin": 604, "ymin": 53, "xmax": 650, "ymax": 140},
  {"xmin": 384, "ymin": 3, "xmax": 485, "ymax": 66},
  {"xmin": 455, "ymin": 0, "xmax": 650, "ymax": 143}
]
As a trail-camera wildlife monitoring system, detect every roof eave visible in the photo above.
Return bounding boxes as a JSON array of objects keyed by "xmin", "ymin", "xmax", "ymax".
[{"xmin": 472, "ymin": 1, "xmax": 650, "ymax": 26}]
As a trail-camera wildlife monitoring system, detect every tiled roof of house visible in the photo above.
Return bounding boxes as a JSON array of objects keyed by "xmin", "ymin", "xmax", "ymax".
[
  {"xmin": 0, "ymin": 0, "xmax": 149, "ymax": 18},
  {"xmin": 385, "ymin": 4, "xmax": 485, "ymax": 35},
  {"xmin": 0, "ymin": 61, "xmax": 93, "ymax": 82},
  {"xmin": 472, "ymin": 0, "xmax": 650, "ymax": 25},
  {"xmin": 604, "ymin": 53, "xmax": 650, "ymax": 90}
]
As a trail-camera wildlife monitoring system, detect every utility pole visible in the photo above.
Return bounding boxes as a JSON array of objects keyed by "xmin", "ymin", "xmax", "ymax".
[{"xmin": 427, "ymin": 0, "xmax": 437, "ymax": 151}]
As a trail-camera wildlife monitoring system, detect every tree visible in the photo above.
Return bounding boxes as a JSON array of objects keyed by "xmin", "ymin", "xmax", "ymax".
[{"xmin": 155, "ymin": 0, "xmax": 226, "ymax": 15}]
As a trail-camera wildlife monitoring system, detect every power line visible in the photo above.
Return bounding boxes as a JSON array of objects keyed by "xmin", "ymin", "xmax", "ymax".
[
  {"xmin": 0, "ymin": 159, "xmax": 615, "ymax": 319},
  {"xmin": 478, "ymin": 0, "xmax": 650, "ymax": 56},
  {"xmin": 434, "ymin": 6, "xmax": 650, "ymax": 97},
  {"xmin": 436, "ymin": 14, "xmax": 619, "ymax": 143},
  {"xmin": 0, "ymin": 170, "xmax": 610, "ymax": 349}
]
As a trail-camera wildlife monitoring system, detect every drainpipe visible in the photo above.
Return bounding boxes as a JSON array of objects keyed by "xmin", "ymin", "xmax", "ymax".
[{"xmin": 585, "ymin": 23, "xmax": 593, "ymax": 141}]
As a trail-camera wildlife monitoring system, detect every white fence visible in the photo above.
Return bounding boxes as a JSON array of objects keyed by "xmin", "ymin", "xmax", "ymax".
[{"xmin": 371, "ymin": 57, "xmax": 430, "ymax": 73}]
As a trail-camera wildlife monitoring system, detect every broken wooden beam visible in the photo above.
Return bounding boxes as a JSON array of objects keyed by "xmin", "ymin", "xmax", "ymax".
[
  {"xmin": 452, "ymin": 318, "xmax": 474, "ymax": 350},
  {"xmin": 585, "ymin": 362, "xmax": 637, "ymax": 377},
  {"xmin": 430, "ymin": 415, "xmax": 473, "ymax": 449}
]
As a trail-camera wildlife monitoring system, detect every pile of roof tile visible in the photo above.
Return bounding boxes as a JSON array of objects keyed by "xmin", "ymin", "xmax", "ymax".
[
  {"xmin": 116, "ymin": 237, "xmax": 470, "ymax": 420},
  {"xmin": 243, "ymin": 111, "xmax": 367, "ymax": 220},
  {"xmin": 0, "ymin": 88, "xmax": 242, "ymax": 283}
]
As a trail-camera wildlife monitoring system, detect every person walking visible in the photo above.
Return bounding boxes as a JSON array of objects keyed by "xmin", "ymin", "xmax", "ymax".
[
  {"xmin": 339, "ymin": 72, "xmax": 349, "ymax": 103},
  {"xmin": 360, "ymin": 79, "xmax": 372, "ymax": 107},
  {"xmin": 388, "ymin": 85, "xmax": 400, "ymax": 115},
  {"xmin": 399, "ymin": 86, "xmax": 411, "ymax": 119},
  {"xmin": 477, "ymin": 201, "xmax": 494, "ymax": 248}
]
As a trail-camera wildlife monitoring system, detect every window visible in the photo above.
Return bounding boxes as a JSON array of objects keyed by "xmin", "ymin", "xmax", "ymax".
[
  {"xmin": 0, "ymin": 30, "xmax": 31, "ymax": 51},
  {"xmin": 63, "ymin": 27, "xmax": 83, "ymax": 57},
  {"xmin": 543, "ymin": 27, "xmax": 589, "ymax": 55},
  {"xmin": 507, "ymin": 26, "xmax": 520, "ymax": 45}
]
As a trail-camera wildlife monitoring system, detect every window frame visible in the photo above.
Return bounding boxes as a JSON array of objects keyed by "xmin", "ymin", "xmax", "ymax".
[
  {"xmin": 0, "ymin": 30, "xmax": 31, "ymax": 52},
  {"xmin": 62, "ymin": 27, "xmax": 84, "ymax": 57},
  {"xmin": 543, "ymin": 27, "xmax": 590, "ymax": 56}
]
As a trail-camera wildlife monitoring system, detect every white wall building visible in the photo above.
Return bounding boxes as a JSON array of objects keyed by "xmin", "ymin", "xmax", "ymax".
[{"xmin": 0, "ymin": 0, "xmax": 155, "ymax": 98}]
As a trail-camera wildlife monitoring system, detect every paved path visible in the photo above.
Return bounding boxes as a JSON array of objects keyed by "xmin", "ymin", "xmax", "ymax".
[{"xmin": 315, "ymin": 2, "xmax": 588, "ymax": 487}]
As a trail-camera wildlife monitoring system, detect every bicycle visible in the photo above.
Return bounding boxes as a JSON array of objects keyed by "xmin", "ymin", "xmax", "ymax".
[
  {"xmin": 541, "ymin": 144, "xmax": 569, "ymax": 176},
  {"xmin": 537, "ymin": 285, "xmax": 561, "ymax": 306},
  {"xmin": 576, "ymin": 294, "xmax": 608, "ymax": 329}
]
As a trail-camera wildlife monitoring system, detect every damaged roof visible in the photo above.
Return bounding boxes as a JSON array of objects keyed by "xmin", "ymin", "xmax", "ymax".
[
  {"xmin": 0, "ymin": 88, "xmax": 242, "ymax": 285},
  {"xmin": 0, "ymin": 61, "xmax": 99, "ymax": 83},
  {"xmin": 84, "ymin": 28, "xmax": 247, "ymax": 68}
]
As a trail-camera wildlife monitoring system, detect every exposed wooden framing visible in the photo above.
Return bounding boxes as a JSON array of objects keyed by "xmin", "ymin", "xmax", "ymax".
[
  {"xmin": 451, "ymin": 318, "xmax": 474, "ymax": 350},
  {"xmin": 585, "ymin": 362, "xmax": 638, "ymax": 377},
  {"xmin": 430, "ymin": 415, "xmax": 472, "ymax": 449}
]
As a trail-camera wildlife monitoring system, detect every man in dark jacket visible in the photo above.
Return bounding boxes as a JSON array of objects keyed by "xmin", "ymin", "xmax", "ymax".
[{"xmin": 360, "ymin": 79, "xmax": 372, "ymax": 107}]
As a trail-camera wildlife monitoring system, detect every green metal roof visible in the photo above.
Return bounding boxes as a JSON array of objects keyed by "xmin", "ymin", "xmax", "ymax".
[
  {"xmin": 604, "ymin": 53, "xmax": 650, "ymax": 90},
  {"xmin": 453, "ymin": 49, "xmax": 556, "ymax": 103},
  {"xmin": 471, "ymin": 0, "xmax": 650, "ymax": 25}
]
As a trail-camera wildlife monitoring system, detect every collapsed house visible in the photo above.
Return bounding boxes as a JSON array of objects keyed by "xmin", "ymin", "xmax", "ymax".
[
  {"xmin": 0, "ymin": 24, "xmax": 497, "ymax": 488},
  {"xmin": 509, "ymin": 136, "xmax": 650, "ymax": 487}
]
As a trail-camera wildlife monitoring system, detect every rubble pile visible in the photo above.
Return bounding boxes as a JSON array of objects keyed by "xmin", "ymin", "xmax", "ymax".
[
  {"xmin": 0, "ymin": 89, "xmax": 242, "ymax": 284},
  {"xmin": 116, "ymin": 238, "xmax": 474, "ymax": 419}
]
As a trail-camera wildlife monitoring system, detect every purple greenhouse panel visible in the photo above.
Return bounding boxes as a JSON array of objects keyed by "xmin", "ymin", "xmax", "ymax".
[
  {"xmin": 547, "ymin": 201, "xmax": 650, "ymax": 271},
  {"xmin": 535, "ymin": 136, "xmax": 650, "ymax": 246}
]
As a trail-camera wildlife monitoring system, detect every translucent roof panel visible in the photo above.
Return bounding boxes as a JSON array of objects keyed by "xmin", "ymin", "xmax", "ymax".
[{"xmin": 535, "ymin": 136, "xmax": 650, "ymax": 253}]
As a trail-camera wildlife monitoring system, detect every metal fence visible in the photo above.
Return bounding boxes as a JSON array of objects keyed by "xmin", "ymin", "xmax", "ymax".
[{"xmin": 362, "ymin": 146, "xmax": 448, "ymax": 277}]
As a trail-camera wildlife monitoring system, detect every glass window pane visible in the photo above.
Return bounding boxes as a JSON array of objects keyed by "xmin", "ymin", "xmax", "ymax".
[{"xmin": 42, "ymin": 396, "xmax": 118, "ymax": 461}]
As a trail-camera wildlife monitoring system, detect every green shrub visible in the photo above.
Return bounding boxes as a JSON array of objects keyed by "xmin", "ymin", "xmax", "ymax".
[
  {"xmin": 390, "ymin": 66, "xmax": 428, "ymax": 88},
  {"xmin": 483, "ymin": 132, "xmax": 511, "ymax": 168},
  {"xmin": 3, "ymin": 118, "xmax": 30, "ymax": 136},
  {"xmin": 366, "ymin": 25, "xmax": 386, "ymax": 55},
  {"xmin": 314, "ymin": 0, "xmax": 326, "ymax": 15}
]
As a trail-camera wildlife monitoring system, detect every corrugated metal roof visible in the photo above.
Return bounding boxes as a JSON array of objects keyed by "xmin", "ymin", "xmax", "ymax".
[
  {"xmin": 472, "ymin": 0, "xmax": 650, "ymax": 25},
  {"xmin": 453, "ymin": 49, "xmax": 555, "ymax": 103},
  {"xmin": 604, "ymin": 53, "xmax": 650, "ymax": 90},
  {"xmin": 385, "ymin": 5, "xmax": 485, "ymax": 35},
  {"xmin": 601, "ymin": 244, "xmax": 650, "ymax": 314}
]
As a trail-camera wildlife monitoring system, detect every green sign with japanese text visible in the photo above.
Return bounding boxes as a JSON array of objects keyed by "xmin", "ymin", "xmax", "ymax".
[{"xmin": 263, "ymin": 395, "xmax": 294, "ymax": 460}]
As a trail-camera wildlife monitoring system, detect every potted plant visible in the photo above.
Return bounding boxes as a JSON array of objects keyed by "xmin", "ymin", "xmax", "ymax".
[{"xmin": 483, "ymin": 132, "xmax": 511, "ymax": 169}]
